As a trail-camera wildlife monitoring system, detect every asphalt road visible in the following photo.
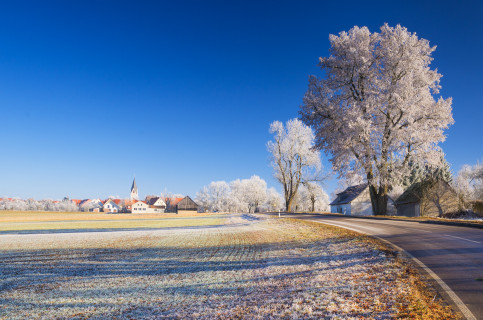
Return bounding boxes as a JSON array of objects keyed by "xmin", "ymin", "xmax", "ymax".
[{"xmin": 286, "ymin": 214, "xmax": 483, "ymax": 320}]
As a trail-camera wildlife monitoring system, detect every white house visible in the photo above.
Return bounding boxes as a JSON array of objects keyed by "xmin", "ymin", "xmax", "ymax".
[
  {"xmin": 146, "ymin": 197, "xmax": 166, "ymax": 213},
  {"xmin": 330, "ymin": 184, "xmax": 396, "ymax": 216},
  {"xmin": 132, "ymin": 200, "xmax": 149, "ymax": 213},
  {"xmin": 132, "ymin": 197, "xmax": 166, "ymax": 214},
  {"xmin": 103, "ymin": 199, "xmax": 121, "ymax": 213}
]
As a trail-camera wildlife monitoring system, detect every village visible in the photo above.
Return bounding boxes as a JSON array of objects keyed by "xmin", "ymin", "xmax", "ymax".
[{"xmin": 0, "ymin": 178, "xmax": 200, "ymax": 214}]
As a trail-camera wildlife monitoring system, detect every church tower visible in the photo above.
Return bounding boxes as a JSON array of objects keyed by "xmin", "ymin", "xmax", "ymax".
[{"xmin": 130, "ymin": 178, "xmax": 138, "ymax": 200}]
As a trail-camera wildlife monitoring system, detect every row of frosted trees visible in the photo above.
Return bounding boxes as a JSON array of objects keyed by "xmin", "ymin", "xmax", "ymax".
[
  {"xmin": 0, "ymin": 198, "xmax": 79, "ymax": 211},
  {"xmin": 195, "ymin": 175, "xmax": 329, "ymax": 213}
]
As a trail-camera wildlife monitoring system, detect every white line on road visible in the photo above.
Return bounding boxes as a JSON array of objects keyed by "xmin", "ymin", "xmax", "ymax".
[
  {"xmin": 310, "ymin": 219, "xmax": 477, "ymax": 320},
  {"xmin": 444, "ymin": 235, "xmax": 482, "ymax": 244}
]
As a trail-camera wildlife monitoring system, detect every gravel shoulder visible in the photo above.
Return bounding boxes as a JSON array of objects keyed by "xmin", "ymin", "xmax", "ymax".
[{"xmin": 0, "ymin": 214, "xmax": 457, "ymax": 319}]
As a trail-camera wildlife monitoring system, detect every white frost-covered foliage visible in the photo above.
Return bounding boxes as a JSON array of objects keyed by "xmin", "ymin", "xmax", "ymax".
[
  {"xmin": 454, "ymin": 160, "xmax": 483, "ymax": 202},
  {"xmin": 295, "ymin": 183, "xmax": 330, "ymax": 212},
  {"xmin": 0, "ymin": 198, "xmax": 79, "ymax": 211},
  {"xmin": 267, "ymin": 119, "xmax": 322, "ymax": 211},
  {"xmin": 196, "ymin": 181, "xmax": 231, "ymax": 213},
  {"xmin": 301, "ymin": 24, "xmax": 453, "ymax": 214},
  {"xmin": 196, "ymin": 176, "xmax": 272, "ymax": 213},
  {"xmin": 265, "ymin": 187, "xmax": 284, "ymax": 212}
]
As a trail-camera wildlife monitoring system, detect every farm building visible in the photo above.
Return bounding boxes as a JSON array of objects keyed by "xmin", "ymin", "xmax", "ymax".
[
  {"xmin": 175, "ymin": 196, "xmax": 199, "ymax": 214},
  {"xmin": 395, "ymin": 180, "xmax": 459, "ymax": 217},
  {"xmin": 330, "ymin": 184, "xmax": 396, "ymax": 216}
]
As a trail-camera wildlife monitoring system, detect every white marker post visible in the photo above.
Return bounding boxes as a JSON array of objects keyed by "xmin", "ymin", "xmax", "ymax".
[{"xmin": 278, "ymin": 210, "xmax": 280, "ymax": 218}]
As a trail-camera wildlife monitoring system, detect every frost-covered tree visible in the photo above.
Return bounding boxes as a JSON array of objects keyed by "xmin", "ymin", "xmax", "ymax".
[
  {"xmin": 228, "ymin": 179, "xmax": 247, "ymax": 213},
  {"xmin": 267, "ymin": 118, "xmax": 322, "ymax": 211},
  {"xmin": 196, "ymin": 176, "xmax": 268, "ymax": 213},
  {"xmin": 243, "ymin": 175, "xmax": 267, "ymax": 212},
  {"xmin": 304, "ymin": 182, "xmax": 330, "ymax": 212},
  {"xmin": 454, "ymin": 160, "xmax": 483, "ymax": 207},
  {"xmin": 195, "ymin": 181, "xmax": 231, "ymax": 212},
  {"xmin": 293, "ymin": 183, "xmax": 329, "ymax": 212},
  {"xmin": 401, "ymin": 157, "xmax": 452, "ymax": 189},
  {"xmin": 264, "ymin": 187, "xmax": 284, "ymax": 212},
  {"xmin": 301, "ymin": 24, "xmax": 453, "ymax": 215}
]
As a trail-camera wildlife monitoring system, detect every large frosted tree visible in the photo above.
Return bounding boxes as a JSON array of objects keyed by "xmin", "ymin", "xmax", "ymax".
[
  {"xmin": 300, "ymin": 24, "xmax": 453, "ymax": 215},
  {"xmin": 267, "ymin": 118, "xmax": 322, "ymax": 211}
]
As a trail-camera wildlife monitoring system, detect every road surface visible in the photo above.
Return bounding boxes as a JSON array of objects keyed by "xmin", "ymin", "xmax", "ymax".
[{"xmin": 286, "ymin": 214, "xmax": 483, "ymax": 320}]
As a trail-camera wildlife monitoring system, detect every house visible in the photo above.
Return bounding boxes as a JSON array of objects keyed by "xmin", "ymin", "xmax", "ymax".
[
  {"xmin": 131, "ymin": 198, "xmax": 166, "ymax": 213},
  {"xmin": 330, "ymin": 184, "xmax": 396, "ymax": 216},
  {"xmin": 79, "ymin": 198, "xmax": 103, "ymax": 212},
  {"xmin": 132, "ymin": 200, "xmax": 149, "ymax": 213},
  {"xmin": 175, "ymin": 196, "xmax": 199, "ymax": 214},
  {"xmin": 103, "ymin": 199, "xmax": 121, "ymax": 213},
  {"xmin": 146, "ymin": 197, "xmax": 166, "ymax": 213},
  {"xmin": 395, "ymin": 180, "xmax": 459, "ymax": 217}
]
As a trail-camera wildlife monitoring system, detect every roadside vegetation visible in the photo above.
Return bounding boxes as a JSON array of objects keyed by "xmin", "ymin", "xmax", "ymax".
[{"xmin": 0, "ymin": 214, "xmax": 457, "ymax": 319}]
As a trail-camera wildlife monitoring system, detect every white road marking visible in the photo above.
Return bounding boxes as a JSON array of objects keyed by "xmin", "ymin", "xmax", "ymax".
[
  {"xmin": 310, "ymin": 219, "xmax": 478, "ymax": 320},
  {"xmin": 444, "ymin": 235, "xmax": 482, "ymax": 244},
  {"xmin": 413, "ymin": 228, "xmax": 432, "ymax": 233}
]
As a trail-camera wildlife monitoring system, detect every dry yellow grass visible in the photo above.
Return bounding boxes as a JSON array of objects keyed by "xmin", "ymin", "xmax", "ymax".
[
  {"xmin": 0, "ymin": 210, "xmax": 224, "ymax": 222},
  {"xmin": 0, "ymin": 211, "xmax": 226, "ymax": 231}
]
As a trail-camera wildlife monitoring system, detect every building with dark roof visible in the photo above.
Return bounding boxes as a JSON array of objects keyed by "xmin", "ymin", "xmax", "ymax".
[
  {"xmin": 330, "ymin": 184, "xmax": 396, "ymax": 216},
  {"xmin": 176, "ymin": 196, "xmax": 199, "ymax": 214},
  {"xmin": 395, "ymin": 180, "xmax": 458, "ymax": 217}
]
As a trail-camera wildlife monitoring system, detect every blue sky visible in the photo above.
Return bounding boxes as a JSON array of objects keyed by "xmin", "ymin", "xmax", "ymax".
[{"xmin": 0, "ymin": 0, "xmax": 482, "ymax": 200}]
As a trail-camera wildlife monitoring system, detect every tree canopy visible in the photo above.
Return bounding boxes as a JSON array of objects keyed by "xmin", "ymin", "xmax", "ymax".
[{"xmin": 300, "ymin": 24, "xmax": 453, "ymax": 214}]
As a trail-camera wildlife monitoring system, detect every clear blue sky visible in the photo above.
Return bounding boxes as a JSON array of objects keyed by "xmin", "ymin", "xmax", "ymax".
[{"xmin": 0, "ymin": 0, "xmax": 482, "ymax": 200}]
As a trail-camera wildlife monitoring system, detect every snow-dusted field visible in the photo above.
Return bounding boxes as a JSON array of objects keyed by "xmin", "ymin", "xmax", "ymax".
[{"xmin": 0, "ymin": 214, "xmax": 454, "ymax": 319}]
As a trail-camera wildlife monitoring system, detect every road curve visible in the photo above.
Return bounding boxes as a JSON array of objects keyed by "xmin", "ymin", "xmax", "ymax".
[{"xmin": 285, "ymin": 214, "xmax": 483, "ymax": 320}]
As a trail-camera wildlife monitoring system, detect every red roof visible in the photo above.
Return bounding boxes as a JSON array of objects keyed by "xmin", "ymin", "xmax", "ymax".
[
  {"xmin": 112, "ymin": 199, "xmax": 122, "ymax": 205},
  {"xmin": 167, "ymin": 197, "xmax": 184, "ymax": 206},
  {"xmin": 71, "ymin": 199, "xmax": 82, "ymax": 205}
]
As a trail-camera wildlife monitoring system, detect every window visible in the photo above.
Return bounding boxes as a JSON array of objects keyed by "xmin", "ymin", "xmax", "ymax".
[{"xmin": 143, "ymin": 208, "xmax": 146, "ymax": 211}]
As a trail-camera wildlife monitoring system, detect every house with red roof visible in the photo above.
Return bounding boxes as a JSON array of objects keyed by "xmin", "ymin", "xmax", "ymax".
[{"xmin": 103, "ymin": 199, "xmax": 121, "ymax": 213}]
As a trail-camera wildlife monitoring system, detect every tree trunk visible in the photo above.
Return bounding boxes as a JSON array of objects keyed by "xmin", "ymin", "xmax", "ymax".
[
  {"xmin": 368, "ymin": 184, "xmax": 388, "ymax": 215},
  {"xmin": 286, "ymin": 197, "xmax": 293, "ymax": 212}
]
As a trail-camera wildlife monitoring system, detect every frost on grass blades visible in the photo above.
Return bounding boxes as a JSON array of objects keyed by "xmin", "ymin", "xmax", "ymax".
[{"xmin": 0, "ymin": 215, "xmax": 456, "ymax": 319}]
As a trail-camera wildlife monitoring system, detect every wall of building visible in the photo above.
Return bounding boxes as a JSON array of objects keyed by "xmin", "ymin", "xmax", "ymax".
[
  {"xmin": 330, "ymin": 204, "xmax": 351, "ymax": 215},
  {"xmin": 351, "ymin": 188, "xmax": 373, "ymax": 216},
  {"xmin": 397, "ymin": 203, "xmax": 420, "ymax": 217},
  {"xmin": 419, "ymin": 183, "xmax": 459, "ymax": 217}
]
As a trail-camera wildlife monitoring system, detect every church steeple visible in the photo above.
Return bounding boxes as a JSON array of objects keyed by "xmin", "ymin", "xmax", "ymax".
[{"xmin": 130, "ymin": 178, "xmax": 138, "ymax": 200}]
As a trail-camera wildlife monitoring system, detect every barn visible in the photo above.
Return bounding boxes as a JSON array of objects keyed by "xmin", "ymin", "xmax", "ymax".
[
  {"xmin": 176, "ymin": 196, "xmax": 199, "ymax": 214},
  {"xmin": 395, "ymin": 180, "xmax": 459, "ymax": 217}
]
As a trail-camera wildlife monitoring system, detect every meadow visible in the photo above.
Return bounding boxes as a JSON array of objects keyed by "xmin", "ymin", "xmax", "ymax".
[
  {"xmin": 0, "ymin": 213, "xmax": 456, "ymax": 319},
  {"xmin": 0, "ymin": 211, "xmax": 225, "ymax": 232}
]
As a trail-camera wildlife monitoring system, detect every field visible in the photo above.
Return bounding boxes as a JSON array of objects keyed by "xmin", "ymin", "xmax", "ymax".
[
  {"xmin": 0, "ymin": 212, "xmax": 456, "ymax": 319},
  {"xmin": 0, "ymin": 211, "xmax": 225, "ymax": 232}
]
